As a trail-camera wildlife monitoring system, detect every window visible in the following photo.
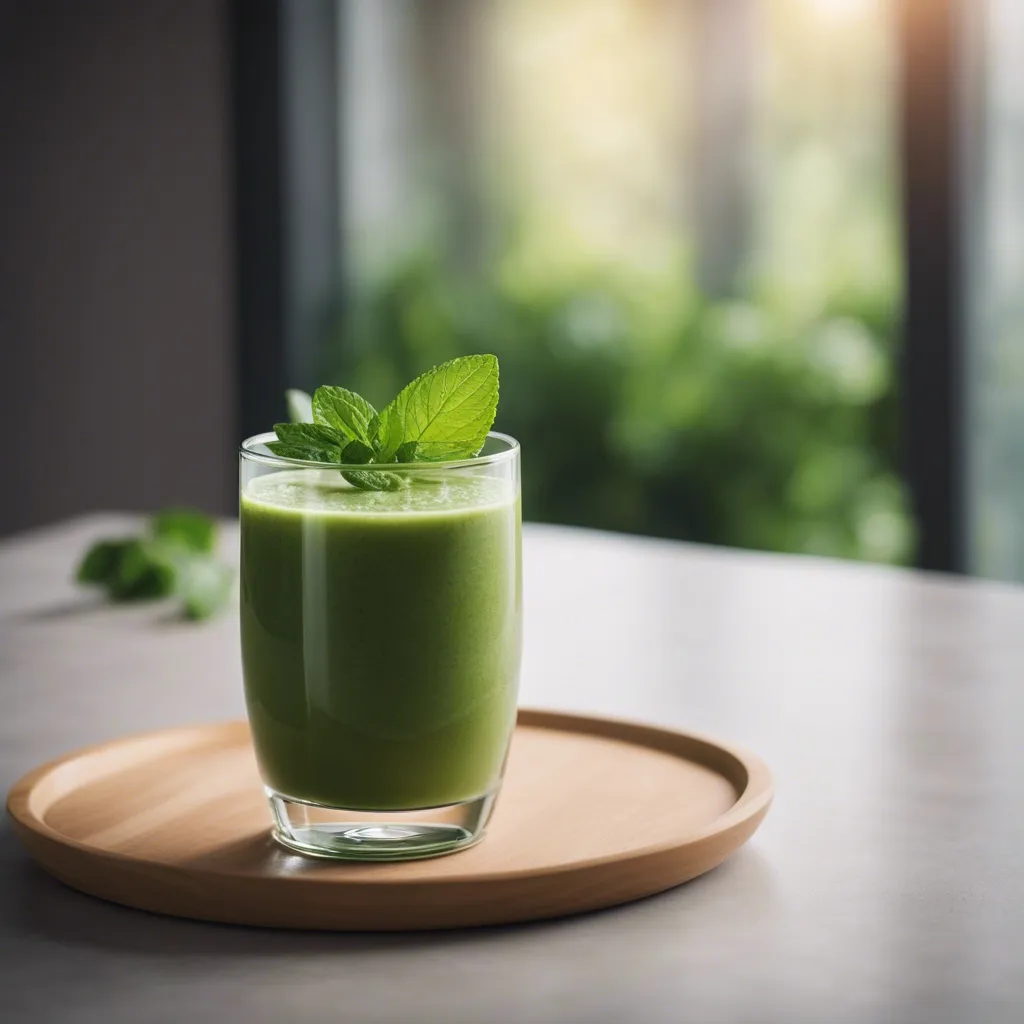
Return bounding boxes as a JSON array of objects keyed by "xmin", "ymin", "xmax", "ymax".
[
  {"xmin": 324, "ymin": 0, "xmax": 909, "ymax": 561},
  {"xmin": 246, "ymin": 1, "xmax": 1024, "ymax": 572}
]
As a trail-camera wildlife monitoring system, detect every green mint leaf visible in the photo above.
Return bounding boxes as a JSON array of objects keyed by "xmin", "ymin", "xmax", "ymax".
[
  {"xmin": 340, "ymin": 439, "xmax": 376, "ymax": 463},
  {"xmin": 150, "ymin": 508, "xmax": 216, "ymax": 553},
  {"xmin": 343, "ymin": 469, "xmax": 403, "ymax": 491},
  {"xmin": 312, "ymin": 386, "xmax": 379, "ymax": 447},
  {"xmin": 393, "ymin": 440, "xmax": 480, "ymax": 463},
  {"xmin": 179, "ymin": 557, "xmax": 235, "ymax": 620},
  {"xmin": 77, "ymin": 539, "xmax": 135, "ymax": 585},
  {"xmin": 286, "ymin": 388, "xmax": 314, "ymax": 424},
  {"xmin": 78, "ymin": 538, "xmax": 174, "ymax": 600},
  {"xmin": 266, "ymin": 442, "xmax": 325, "ymax": 462},
  {"xmin": 106, "ymin": 539, "xmax": 177, "ymax": 601},
  {"xmin": 336, "ymin": 438, "xmax": 401, "ymax": 491},
  {"xmin": 274, "ymin": 422, "xmax": 346, "ymax": 449},
  {"xmin": 393, "ymin": 441, "xmax": 419, "ymax": 462},
  {"xmin": 377, "ymin": 354, "xmax": 498, "ymax": 462},
  {"xmin": 268, "ymin": 422, "xmax": 345, "ymax": 462}
]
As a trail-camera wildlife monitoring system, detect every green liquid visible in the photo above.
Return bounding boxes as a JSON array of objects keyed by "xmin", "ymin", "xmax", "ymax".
[{"xmin": 240, "ymin": 470, "xmax": 521, "ymax": 810}]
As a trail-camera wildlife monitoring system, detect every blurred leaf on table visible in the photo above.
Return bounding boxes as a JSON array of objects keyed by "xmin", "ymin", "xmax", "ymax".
[{"xmin": 76, "ymin": 509, "xmax": 233, "ymax": 620}]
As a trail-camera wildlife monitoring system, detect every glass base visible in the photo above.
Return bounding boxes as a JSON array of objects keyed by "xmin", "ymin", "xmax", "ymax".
[{"xmin": 267, "ymin": 789, "xmax": 497, "ymax": 861}]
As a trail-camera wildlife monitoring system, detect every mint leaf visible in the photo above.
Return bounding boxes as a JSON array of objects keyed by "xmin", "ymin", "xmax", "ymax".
[
  {"xmin": 77, "ymin": 539, "xmax": 135, "ymax": 585},
  {"xmin": 274, "ymin": 422, "xmax": 346, "ymax": 449},
  {"xmin": 393, "ymin": 440, "xmax": 479, "ymax": 463},
  {"xmin": 267, "ymin": 422, "xmax": 344, "ymax": 462},
  {"xmin": 345, "ymin": 469, "xmax": 403, "ymax": 491},
  {"xmin": 340, "ymin": 439, "xmax": 376, "ymax": 463},
  {"xmin": 393, "ymin": 441, "xmax": 419, "ymax": 462},
  {"xmin": 106, "ymin": 539, "xmax": 177, "ymax": 601},
  {"xmin": 77, "ymin": 538, "xmax": 175, "ymax": 599},
  {"xmin": 265, "ymin": 443, "xmax": 324, "ymax": 462},
  {"xmin": 312, "ymin": 386, "xmax": 379, "ymax": 447},
  {"xmin": 378, "ymin": 354, "xmax": 498, "ymax": 462},
  {"xmin": 286, "ymin": 388, "xmax": 314, "ymax": 424},
  {"xmin": 150, "ymin": 508, "xmax": 216, "ymax": 553},
  {"xmin": 338, "ymin": 440, "xmax": 402, "ymax": 491}
]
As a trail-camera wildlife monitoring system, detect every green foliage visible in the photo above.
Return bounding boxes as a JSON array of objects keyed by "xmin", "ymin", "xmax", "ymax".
[
  {"xmin": 77, "ymin": 538, "xmax": 176, "ymax": 601},
  {"xmin": 76, "ymin": 509, "xmax": 234, "ymax": 619},
  {"xmin": 325, "ymin": 255, "xmax": 912, "ymax": 564}
]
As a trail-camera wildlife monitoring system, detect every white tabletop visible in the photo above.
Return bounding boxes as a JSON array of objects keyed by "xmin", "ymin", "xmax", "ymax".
[{"xmin": 2, "ymin": 515, "xmax": 1023, "ymax": 1023}]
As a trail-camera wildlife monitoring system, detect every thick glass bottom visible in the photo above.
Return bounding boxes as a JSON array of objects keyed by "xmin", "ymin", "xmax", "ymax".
[{"xmin": 267, "ymin": 788, "xmax": 496, "ymax": 861}]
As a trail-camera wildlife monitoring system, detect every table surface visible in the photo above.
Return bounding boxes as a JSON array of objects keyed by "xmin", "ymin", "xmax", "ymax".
[{"xmin": 2, "ymin": 516, "xmax": 1023, "ymax": 1024}]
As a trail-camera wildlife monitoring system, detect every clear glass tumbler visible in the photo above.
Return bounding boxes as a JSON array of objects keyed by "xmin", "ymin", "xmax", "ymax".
[{"xmin": 239, "ymin": 432, "xmax": 521, "ymax": 861}]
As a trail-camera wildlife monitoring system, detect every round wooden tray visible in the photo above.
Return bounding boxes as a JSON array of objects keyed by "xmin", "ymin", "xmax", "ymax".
[{"xmin": 6, "ymin": 709, "xmax": 772, "ymax": 930}]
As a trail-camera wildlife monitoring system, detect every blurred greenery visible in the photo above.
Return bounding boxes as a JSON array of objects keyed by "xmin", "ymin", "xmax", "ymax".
[
  {"xmin": 327, "ymin": 0, "xmax": 911, "ymax": 564},
  {"xmin": 324, "ymin": 253, "xmax": 913, "ymax": 564}
]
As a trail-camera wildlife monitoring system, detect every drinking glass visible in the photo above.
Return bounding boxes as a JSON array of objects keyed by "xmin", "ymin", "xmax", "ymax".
[{"xmin": 239, "ymin": 432, "xmax": 521, "ymax": 860}]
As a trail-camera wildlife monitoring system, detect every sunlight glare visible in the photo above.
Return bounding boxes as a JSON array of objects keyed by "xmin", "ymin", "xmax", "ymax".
[{"xmin": 801, "ymin": 0, "xmax": 876, "ymax": 24}]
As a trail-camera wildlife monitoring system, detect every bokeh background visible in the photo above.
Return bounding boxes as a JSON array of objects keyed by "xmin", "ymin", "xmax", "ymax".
[
  {"xmin": 333, "ymin": 0, "xmax": 906, "ymax": 564},
  {"xmin": 2, "ymin": 0, "xmax": 1022, "ymax": 579}
]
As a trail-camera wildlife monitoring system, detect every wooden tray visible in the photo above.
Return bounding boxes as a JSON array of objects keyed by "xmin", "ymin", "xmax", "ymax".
[{"xmin": 6, "ymin": 709, "xmax": 772, "ymax": 930}]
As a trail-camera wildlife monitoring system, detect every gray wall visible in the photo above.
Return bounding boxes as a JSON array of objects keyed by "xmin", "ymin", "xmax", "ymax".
[{"xmin": 0, "ymin": 0, "xmax": 234, "ymax": 537}]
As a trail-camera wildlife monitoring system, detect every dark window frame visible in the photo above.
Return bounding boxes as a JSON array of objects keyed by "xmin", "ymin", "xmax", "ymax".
[
  {"xmin": 231, "ymin": 0, "xmax": 340, "ymax": 441},
  {"xmin": 897, "ymin": 0, "xmax": 966, "ymax": 572}
]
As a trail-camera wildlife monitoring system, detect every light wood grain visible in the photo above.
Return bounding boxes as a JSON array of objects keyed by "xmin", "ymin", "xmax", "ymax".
[{"xmin": 6, "ymin": 709, "xmax": 772, "ymax": 930}]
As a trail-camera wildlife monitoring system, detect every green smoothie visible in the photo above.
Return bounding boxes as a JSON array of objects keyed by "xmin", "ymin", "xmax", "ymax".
[{"xmin": 240, "ymin": 470, "xmax": 521, "ymax": 810}]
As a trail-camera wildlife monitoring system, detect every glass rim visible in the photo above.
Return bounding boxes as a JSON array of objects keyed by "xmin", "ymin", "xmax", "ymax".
[{"xmin": 239, "ymin": 430, "xmax": 520, "ymax": 472}]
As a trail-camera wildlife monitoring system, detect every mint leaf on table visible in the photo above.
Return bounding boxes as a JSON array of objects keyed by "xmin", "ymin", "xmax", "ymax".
[
  {"xmin": 312, "ymin": 386, "xmax": 380, "ymax": 448},
  {"xmin": 80, "ymin": 537, "xmax": 177, "ymax": 601},
  {"xmin": 286, "ymin": 388, "xmax": 314, "ymax": 424},
  {"xmin": 76, "ymin": 511, "xmax": 233, "ymax": 620},
  {"xmin": 77, "ymin": 537, "xmax": 175, "ymax": 599},
  {"xmin": 112, "ymin": 540, "xmax": 179, "ymax": 600},
  {"xmin": 377, "ymin": 354, "xmax": 499, "ymax": 462},
  {"xmin": 77, "ymin": 538, "xmax": 136, "ymax": 585}
]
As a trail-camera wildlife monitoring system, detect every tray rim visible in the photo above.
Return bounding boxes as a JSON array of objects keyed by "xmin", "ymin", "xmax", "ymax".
[
  {"xmin": 6, "ymin": 708, "xmax": 773, "ymax": 927},
  {"xmin": 8, "ymin": 709, "xmax": 772, "ymax": 880}
]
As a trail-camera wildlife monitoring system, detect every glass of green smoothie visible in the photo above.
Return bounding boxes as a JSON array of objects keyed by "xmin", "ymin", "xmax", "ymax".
[{"xmin": 239, "ymin": 357, "xmax": 521, "ymax": 860}]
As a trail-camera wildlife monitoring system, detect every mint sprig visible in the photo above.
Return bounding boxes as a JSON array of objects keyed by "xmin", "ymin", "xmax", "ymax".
[
  {"xmin": 270, "ymin": 354, "xmax": 499, "ymax": 490},
  {"xmin": 76, "ymin": 509, "xmax": 234, "ymax": 620}
]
